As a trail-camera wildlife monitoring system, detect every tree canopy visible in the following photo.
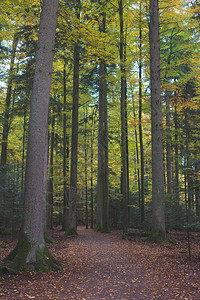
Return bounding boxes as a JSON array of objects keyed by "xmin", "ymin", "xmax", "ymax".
[{"xmin": 0, "ymin": 0, "xmax": 200, "ymax": 258}]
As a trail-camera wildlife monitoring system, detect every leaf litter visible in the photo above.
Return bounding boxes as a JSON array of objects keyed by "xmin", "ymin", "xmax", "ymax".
[{"xmin": 0, "ymin": 226, "xmax": 200, "ymax": 299}]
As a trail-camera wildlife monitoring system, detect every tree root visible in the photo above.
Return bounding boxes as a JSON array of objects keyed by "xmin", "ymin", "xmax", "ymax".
[{"xmin": 2, "ymin": 235, "xmax": 62, "ymax": 274}]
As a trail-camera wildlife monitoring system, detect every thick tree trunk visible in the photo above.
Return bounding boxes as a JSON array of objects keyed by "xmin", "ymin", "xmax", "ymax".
[
  {"xmin": 68, "ymin": 0, "xmax": 80, "ymax": 234},
  {"xmin": 3, "ymin": 0, "xmax": 61, "ymax": 273},
  {"xmin": 149, "ymin": 0, "xmax": 166, "ymax": 239}
]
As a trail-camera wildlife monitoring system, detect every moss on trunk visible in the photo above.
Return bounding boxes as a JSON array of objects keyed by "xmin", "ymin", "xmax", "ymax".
[
  {"xmin": 148, "ymin": 229, "xmax": 166, "ymax": 244},
  {"xmin": 44, "ymin": 231, "xmax": 55, "ymax": 244},
  {"xmin": 35, "ymin": 244, "xmax": 62, "ymax": 272},
  {"xmin": 95, "ymin": 225, "xmax": 101, "ymax": 232},
  {"xmin": 64, "ymin": 228, "xmax": 78, "ymax": 236},
  {"xmin": 3, "ymin": 234, "xmax": 31, "ymax": 271},
  {"xmin": 2, "ymin": 234, "xmax": 62, "ymax": 274}
]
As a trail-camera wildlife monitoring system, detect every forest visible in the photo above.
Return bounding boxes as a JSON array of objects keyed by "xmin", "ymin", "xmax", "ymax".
[{"xmin": 0, "ymin": 0, "xmax": 200, "ymax": 280}]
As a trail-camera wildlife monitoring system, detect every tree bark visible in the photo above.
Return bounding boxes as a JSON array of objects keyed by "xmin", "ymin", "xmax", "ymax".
[
  {"xmin": 174, "ymin": 95, "xmax": 179, "ymax": 204},
  {"xmin": 96, "ymin": 1, "xmax": 109, "ymax": 233},
  {"xmin": 166, "ymin": 91, "xmax": 173, "ymax": 195},
  {"xmin": 21, "ymin": 108, "xmax": 27, "ymax": 196},
  {"xmin": 149, "ymin": 0, "xmax": 166, "ymax": 239},
  {"xmin": 185, "ymin": 112, "xmax": 193, "ymax": 221},
  {"xmin": 119, "ymin": 0, "xmax": 128, "ymax": 236},
  {"xmin": 84, "ymin": 106, "xmax": 88, "ymax": 229},
  {"xmin": 47, "ymin": 116, "xmax": 55, "ymax": 230},
  {"xmin": 3, "ymin": 0, "xmax": 61, "ymax": 272},
  {"xmin": 132, "ymin": 91, "xmax": 141, "ymax": 226},
  {"xmin": 90, "ymin": 112, "xmax": 95, "ymax": 229},
  {"xmin": 68, "ymin": 0, "xmax": 80, "ymax": 234},
  {"xmin": 139, "ymin": 2, "xmax": 145, "ymax": 224},
  {"xmin": 124, "ymin": 26, "xmax": 130, "ymax": 226},
  {"xmin": 165, "ymin": 32, "xmax": 174, "ymax": 196},
  {"xmin": 63, "ymin": 59, "xmax": 70, "ymax": 231},
  {"xmin": 195, "ymin": 156, "xmax": 200, "ymax": 218}
]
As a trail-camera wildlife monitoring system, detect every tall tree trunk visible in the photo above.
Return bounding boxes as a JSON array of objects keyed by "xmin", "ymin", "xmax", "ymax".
[
  {"xmin": 21, "ymin": 109, "xmax": 27, "ymax": 196},
  {"xmin": 96, "ymin": 1, "xmax": 109, "ymax": 233},
  {"xmin": 63, "ymin": 59, "xmax": 70, "ymax": 231},
  {"xmin": 149, "ymin": 0, "xmax": 166, "ymax": 239},
  {"xmin": 1, "ymin": 34, "xmax": 18, "ymax": 166},
  {"xmin": 84, "ymin": 106, "xmax": 88, "ymax": 229},
  {"xmin": 139, "ymin": 2, "xmax": 145, "ymax": 224},
  {"xmin": 185, "ymin": 112, "xmax": 193, "ymax": 221},
  {"xmin": 3, "ymin": 0, "xmax": 61, "ymax": 272},
  {"xmin": 195, "ymin": 156, "xmax": 200, "ymax": 218},
  {"xmin": 166, "ymin": 91, "xmax": 173, "ymax": 195},
  {"xmin": 124, "ymin": 26, "xmax": 130, "ymax": 226},
  {"xmin": 43, "ymin": 127, "xmax": 49, "ymax": 235},
  {"xmin": 90, "ymin": 109, "xmax": 96, "ymax": 229},
  {"xmin": 68, "ymin": 0, "xmax": 80, "ymax": 234},
  {"xmin": 48, "ymin": 116, "xmax": 55, "ymax": 230},
  {"xmin": 119, "ymin": 0, "xmax": 128, "ymax": 236},
  {"xmin": 165, "ymin": 90, "xmax": 173, "ymax": 227},
  {"xmin": 165, "ymin": 31, "xmax": 173, "ymax": 196},
  {"xmin": 132, "ymin": 91, "xmax": 141, "ymax": 226},
  {"xmin": 174, "ymin": 95, "xmax": 179, "ymax": 204}
]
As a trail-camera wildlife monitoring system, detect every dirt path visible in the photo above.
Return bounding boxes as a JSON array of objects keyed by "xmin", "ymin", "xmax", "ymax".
[{"xmin": 1, "ymin": 227, "xmax": 200, "ymax": 299}]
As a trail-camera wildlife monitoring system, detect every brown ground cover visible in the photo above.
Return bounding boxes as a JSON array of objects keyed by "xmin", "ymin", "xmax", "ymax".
[{"xmin": 0, "ymin": 226, "xmax": 200, "ymax": 299}]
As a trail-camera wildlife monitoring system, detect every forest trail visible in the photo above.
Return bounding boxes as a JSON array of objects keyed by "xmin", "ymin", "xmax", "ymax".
[{"xmin": 1, "ymin": 226, "xmax": 200, "ymax": 299}]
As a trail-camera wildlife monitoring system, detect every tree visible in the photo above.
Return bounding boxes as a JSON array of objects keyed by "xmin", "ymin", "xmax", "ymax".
[
  {"xmin": 47, "ymin": 114, "xmax": 55, "ymax": 230},
  {"xmin": 119, "ymin": 0, "xmax": 129, "ymax": 236},
  {"xmin": 84, "ymin": 105, "xmax": 89, "ymax": 229},
  {"xmin": 149, "ymin": 0, "xmax": 166, "ymax": 239},
  {"xmin": 62, "ymin": 58, "xmax": 71, "ymax": 231},
  {"xmin": 96, "ymin": 0, "xmax": 109, "ymax": 233},
  {"xmin": 174, "ymin": 95, "xmax": 179, "ymax": 204},
  {"xmin": 138, "ymin": 1, "xmax": 145, "ymax": 224},
  {"xmin": 1, "ymin": 0, "xmax": 200, "ymax": 238},
  {"xmin": 67, "ymin": 0, "xmax": 81, "ymax": 235},
  {"xmin": 90, "ymin": 108, "xmax": 97, "ymax": 229},
  {"xmin": 2, "ymin": 0, "xmax": 61, "ymax": 272}
]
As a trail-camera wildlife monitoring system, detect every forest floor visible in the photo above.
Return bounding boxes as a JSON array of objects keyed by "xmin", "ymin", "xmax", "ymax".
[{"xmin": 0, "ymin": 226, "xmax": 200, "ymax": 299}]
